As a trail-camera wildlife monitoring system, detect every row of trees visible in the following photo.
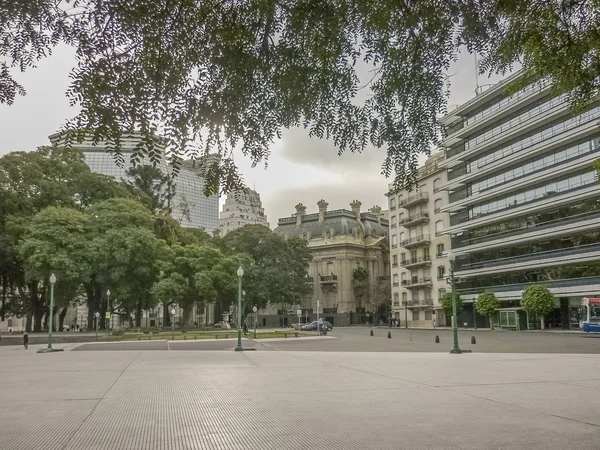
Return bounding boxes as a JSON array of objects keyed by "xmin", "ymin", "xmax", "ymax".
[
  {"xmin": 0, "ymin": 147, "xmax": 312, "ymax": 332},
  {"xmin": 441, "ymin": 285, "xmax": 555, "ymax": 329}
]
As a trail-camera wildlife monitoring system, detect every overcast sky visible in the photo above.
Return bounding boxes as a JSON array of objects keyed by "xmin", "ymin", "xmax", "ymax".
[{"xmin": 0, "ymin": 45, "xmax": 506, "ymax": 228}]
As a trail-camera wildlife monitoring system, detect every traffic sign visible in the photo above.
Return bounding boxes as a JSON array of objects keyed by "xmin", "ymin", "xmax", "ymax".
[
  {"xmin": 105, "ymin": 312, "xmax": 110, "ymax": 319},
  {"xmin": 296, "ymin": 309, "xmax": 302, "ymax": 317},
  {"xmin": 94, "ymin": 312, "xmax": 100, "ymax": 318},
  {"xmin": 252, "ymin": 306, "xmax": 257, "ymax": 313}
]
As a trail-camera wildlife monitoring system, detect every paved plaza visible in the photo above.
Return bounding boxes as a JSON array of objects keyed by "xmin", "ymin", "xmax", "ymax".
[{"xmin": 1, "ymin": 338, "xmax": 600, "ymax": 449}]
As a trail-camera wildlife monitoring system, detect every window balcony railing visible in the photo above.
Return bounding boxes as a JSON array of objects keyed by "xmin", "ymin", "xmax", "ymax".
[
  {"xmin": 393, "ymin": 282, "xmax": 399, "ymax": 287},
  {"xmin": 399, "ymin": 212, "xmax": 430, "ymax": 228},
  {"xmin": 404, "ymin": 257, "xmax": 432, "ymax": 268},
  {"xmin": 399, "ymin": 192, "xmax": 429, "ymax": 208},
  {"xmin": 403, "ymin": 234, "xmax": 432, "ymax": 248},
  {"xmin": 320, "ymin": 275, "xmax": 338, "ymax": 282},
  {"xmin": 405, "ymin": 277, "xmax": 433, "ymax": 288}
]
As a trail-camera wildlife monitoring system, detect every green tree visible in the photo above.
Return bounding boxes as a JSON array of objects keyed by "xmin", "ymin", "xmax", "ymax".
[
  {"xmin": 352, "ymin": 267, "xmax": 369, "ymax": 305},
  {"xmin": 7, "ymin": 2, "xmax": 597, "ymax": 192},
  {"xmin": 441, "ymin": 292, "xmax": 463, "ymax": 317},
  {"xmin": 476, "ymin": 291, "xmax": 500, "ymax": 330},
  {"xmin": 125, "ymin": 165, "xmax": 174, "ymax": 214},
  {"xmin": 222, "ymin": 225, "xmax": 312, "ymax": 316},
  {"xmin": 152, "ymin": 245, "xmax": 237, "ymax": 327},
  {"xmin": 0, "ymin": 146, "xmax": 130, "ymax": 331},
  {"xmin": 520, "ymin": 284, "xmax": 555, "ymax": 330}
]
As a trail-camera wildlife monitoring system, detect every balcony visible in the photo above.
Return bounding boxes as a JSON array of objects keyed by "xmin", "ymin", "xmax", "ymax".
[
  {"xmin": 403, "ymin": 234, "xmax": 432, "ymax": 249},
  {"xmin": 404, "ymin": 257, "xmax": 432, "ymax": 269},
  {"xmin": 405, "ymin": 277, "xmax": 433, "ymax": 289},
  {"xmin": 320, "ymin": 275, "xmax": 338, "ymax": 283},
  {"xmin": 407, "ymin": 298, "xmax": 434, "ymax": 307},
  {"xmin": 399, "ymin": 192, "xmax": 429, "ymax": 209},
  {"xmin": 399, "ymin": 212, "xmax": 430, "ymax": 228},
  {"xmin": 305, "ymin": 276, "xmax": 314, "ymax": 284},
  {"xmin": 393, "ymin": 282, "xmax": 399, "ymax": 287}
]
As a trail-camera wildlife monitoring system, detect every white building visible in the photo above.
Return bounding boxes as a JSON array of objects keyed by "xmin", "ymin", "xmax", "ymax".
[
  {"xmin": 219, "ymin": 187, "xmax": 269, "ymax": 235},
  {"xmin": 387, "ymin": 151, "xmax": 452, "ymax": 327}
]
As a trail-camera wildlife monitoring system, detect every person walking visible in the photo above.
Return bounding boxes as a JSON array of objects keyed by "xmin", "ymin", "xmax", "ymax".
[{"xmin": 23, "ymin": 331, "xmax": 29, "ymax": 350}]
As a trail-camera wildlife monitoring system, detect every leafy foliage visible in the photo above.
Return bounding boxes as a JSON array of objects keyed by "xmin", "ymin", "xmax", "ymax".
[
  {"xmin": 125, "ymin": 165, "xmax": 174, "ymax": 214},
  {"xmin": 520, "ymin": 285, "xmax": 555, "ymax": 317},
  {"xmin": 7, "ymin": 1, "xmax": 598, "ymax": 191},
  {"xmin": 476, "ymin": 291, "xmax": 500, "ymax": 318},
  {"xmin": 222, "ymin": 225, "xmax": 312, "ymax": 312},
  {"xmin": 352, "ymin": 266, "xmax": 369, "ymax": 299},
  {"xmin": 441, "ymin": 292, "xmax": 463, "ymax": 316}
]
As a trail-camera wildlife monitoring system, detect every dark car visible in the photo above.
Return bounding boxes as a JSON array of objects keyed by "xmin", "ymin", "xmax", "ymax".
[{"xmin": 301, "ymin": 320, "xmax": 333, "ymax": 332}]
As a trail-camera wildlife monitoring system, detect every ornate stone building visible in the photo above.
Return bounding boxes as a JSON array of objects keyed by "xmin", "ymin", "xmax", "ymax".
[{"xmin": 268, "ymin": 200, "xmax": 391, "ymax": 327}]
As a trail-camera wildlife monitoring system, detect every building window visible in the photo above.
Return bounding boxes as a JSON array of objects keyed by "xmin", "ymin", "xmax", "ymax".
[
  {"xmin": 434, "ymin": 198, "xmax": 442, "ymax": 213},
  {"xmin": 391, "ymin": 235, "xmax": 397, "ymax": 247},
  {"xmin": 410, "ymin": 250, "xmax": 417, "ymax": 261},
  {"xmin": 400, "ymin": 253, "xmax": 406, "ymax": 263},
  {"xmin": 437, "ymin": 266, "xmax": 446, "ymax": 280},
  {"xmin": 435, "ymin": 220, "xmax": 444, "ymax": 234},
  {"xmin": 7, "ymin": 318, "xmax": 12, "ymax": 327},
  {"xmin": 433, "ymin": 178, "xmax": 442, "ymax": 192},
  {"xmin": 437, "ymin": 243, "xmax": 444, "ymax": 256},
  {"xmin": 399, "ymin": 232, "xmax": 405, "ymax": 244},
  {"xmin": 438, "ymin": 288, "xmax": 446, "ymax": 300},
  {"xmin": 413, "ymin": 310, "xmax": 420, "ymax": 320},
  {"xmin": 390, "ymin": 197, "xmax": 396, "ymax": 209},
  {"xmin": 402, "ymin": 292, "xmax": 407, "ymax": 303},
  {"xmin": 425, "ymin": 310, "xmax": 433, "ymax": 320},
  {"xmin": 393, "ymin": 274, "xmax": 399, "ymax": 286},
  {"xmin": 401, "ymin": 272, "xmax": 407, "ymax": 282},
  {"xmin": 392, "ymin": 255, "xmax": 398, "ymax": 266},
  {"xmin": 393, "ymin": 293, "xmax": 399, "ymax": 306},
  {"xmin": 423, "ymin": 247, "xmax": 430, "ymax": 260}
]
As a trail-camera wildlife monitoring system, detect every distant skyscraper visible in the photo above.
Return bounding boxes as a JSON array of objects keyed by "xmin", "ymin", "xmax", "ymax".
[
  {"xmin": 219, "ymin": 188, "xmax": 269, "ymax": 235},
  {"xmin": 48, "ymin": 131, "xmax": 219, "ymax": 232}
]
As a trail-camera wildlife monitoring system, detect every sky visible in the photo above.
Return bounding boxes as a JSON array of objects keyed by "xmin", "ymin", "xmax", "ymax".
[{"xmin": 0, "ymin": 44, "xmax": 506, "ymax": 228}]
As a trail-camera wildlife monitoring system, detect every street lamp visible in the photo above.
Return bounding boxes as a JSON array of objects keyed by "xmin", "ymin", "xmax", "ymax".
[
  {"xmin": 402, "ymin": 300, "xmax": 408, "ymax": 328},
  {"xmin": 447, "ymin": 251, "xmax": 462, "ymax": 354},
  {"xmin": 47, "ymin": 273, "xmax": 57, "ymax": 349},
  {"xmin": 106, "ymin": 289, "xmax": 111, "ymax": 331},
  {"xmin": 235, "ymin": 265, "xmax": 244, "ymax": 351},
  {"xmin": 171, "ymin": 308, "xmax": 176, "ymax": 340}
]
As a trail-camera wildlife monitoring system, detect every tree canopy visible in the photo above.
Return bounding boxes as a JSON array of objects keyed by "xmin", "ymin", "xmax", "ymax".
[
  {"xmin": 476, "ymin": 291, "xmax": 500, "ymax": 329},
  {"xmin": 520, "ymin": 284, "xmax": 555, "ymax": 329},
  {"xmin": 4, "ymin": 1, "xmax": 599, "ymax": 192},
  {"xmin": 441, "ymin": 292, "xmax": 463, "ymax": 316}
]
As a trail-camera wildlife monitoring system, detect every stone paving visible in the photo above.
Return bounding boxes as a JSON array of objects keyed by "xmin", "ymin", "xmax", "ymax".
[{"xmin": 1, "ymin": 346, "xmax": 600, "ymax": 449}]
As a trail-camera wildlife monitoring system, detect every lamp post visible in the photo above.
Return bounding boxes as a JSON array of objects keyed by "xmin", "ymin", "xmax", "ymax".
[
  {"xmin": 235, "ymin": 265, "xmax": 244, "ymax": 351},
  {"xmin": 473, "ymin": 299, "xmax": 478, "ymax": 330},
  {"xmin": 171, "ymin": 308, "xmax": 176, "ymax": 340},
  {"xmin": 447, "ymin": 251, "xmax": 462, "ymax": 354},
  {"xmin": 403, "ymin": 300, "xmax": 408, "ymax": 328},
  {"xmin": 47, "ymin": 274, "xmax": 57, "ymax": 349},
  {"xmin": 106, "ymin": 289, "xmax": 111, "ymax": 331}
]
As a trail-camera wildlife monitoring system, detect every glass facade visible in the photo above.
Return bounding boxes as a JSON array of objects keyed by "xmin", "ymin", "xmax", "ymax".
[
  {"xmin": 440, "ymin": 75, "xmax": 600, "ymax": 327},
  {"xmin": 49, "ymin": 133, "xmax": 219, "ymax": 232}
]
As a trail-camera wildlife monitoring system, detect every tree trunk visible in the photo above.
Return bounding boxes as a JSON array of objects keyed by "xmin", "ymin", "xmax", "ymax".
[
  {"xmin": 84, "ymin": 281, "xmax": 103, "ymax": 332},
  {"xmin": 181, "ymin": 306, "xmax": 193, "ymax": 328},
  {"xmin": 58, "ymin": 307, "xmax": 68, "ymax": 331},
  {"xmin": 163, "ymin": 302, "xmax": 171, "ymax": 326},
  {"xmin": 489, "ymin": 314, "xmax": 494, "ymax": 330},
  {"xmin": 135, "ymin": 302, "xmax": 142, "ymax": 328},
  {"xmin": 540, "ymin": 316, "xmax": 545, "ymax": 330}
]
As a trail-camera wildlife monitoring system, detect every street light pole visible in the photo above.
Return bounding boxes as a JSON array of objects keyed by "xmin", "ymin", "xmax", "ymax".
[
  {"xmin": 448, "ymin": 251, "xmax": 462, "ymax": 354},
  {"xmin": 235, "ymin": 265, "xmax": 244, "ymax": 351},
  {"xmin": 404, "ymin": 300, "xmax": 408, "ymax": 329},
  {"xmin": 47, "ymin": 274, "xmax": 57, "ymax": 349},
  {"xmin": 106, "ymin": 289, "xmax": 111, "ymax": 331},
  {"xmin": 171, "ymin": 308, "xmax": 176, "ymax": 340},
  {"xmin": 473, "ymin": 299, "xmax": 478, "ymax": 330}
]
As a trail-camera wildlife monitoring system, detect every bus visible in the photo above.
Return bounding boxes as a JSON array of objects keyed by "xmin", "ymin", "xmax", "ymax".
[{"xmin": 580, "ymin": 298, "xmax": 600, "ymax": 333}]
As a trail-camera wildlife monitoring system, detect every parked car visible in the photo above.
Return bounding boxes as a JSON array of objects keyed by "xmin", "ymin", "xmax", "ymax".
[
  {"xmin": 214, "ymin": 321, "xmax": 231, "ymax": 329},
  {"xmin": 301, "ymin": 320, "xmax": 333, "ymax": 332}
]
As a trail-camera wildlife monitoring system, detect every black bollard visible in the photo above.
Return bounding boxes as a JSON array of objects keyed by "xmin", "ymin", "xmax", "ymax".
[
  {"xmin": 471, "ymin": 336, "xmax": 476, "ymax": 344},
  {"xmin": 435, "ymin": 335, "xmax": 440, "ymax": 343},
  {"xmin": 388, "ymin": 331, "xmax": 391, "ymax": 339},
  {"xmin": 370, "ymin": 329, "xmax": 373, "ymax": 336}
]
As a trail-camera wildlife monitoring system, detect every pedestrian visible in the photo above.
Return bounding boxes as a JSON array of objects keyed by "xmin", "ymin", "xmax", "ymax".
[
  {"xmin": 243, "ymin": 323, "xmax": 249, "ymax": 335},
  {"xmin": 23, "ymin": 331, "xmax": 29, "ymax": 350}
]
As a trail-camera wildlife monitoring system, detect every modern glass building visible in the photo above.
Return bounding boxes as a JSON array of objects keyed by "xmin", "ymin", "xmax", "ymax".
[
  {"xmin": 48, "ymin": 132, "xmax": 219, "ymax": 232},
  {"xmin": 438, "ymin": 72, "xmax": 600, "ymax": 329}
]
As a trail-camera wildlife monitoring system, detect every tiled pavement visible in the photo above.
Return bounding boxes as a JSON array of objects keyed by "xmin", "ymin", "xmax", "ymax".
[{"xmin": 1, "ymin": 348, "xmax": 600, "ymax": 450}]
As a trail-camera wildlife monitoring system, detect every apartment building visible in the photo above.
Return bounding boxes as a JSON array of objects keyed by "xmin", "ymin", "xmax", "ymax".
[
  {"xmin": 387, "ymin": 152, "xmax": 451, "ymax": 327},
  {"xmin": 438, "ymin": 72, "xmax": 600, "ymax": 329},
  {"xmin": 218, "ymin": 187, "xmax": 269, "ymax": 235}
]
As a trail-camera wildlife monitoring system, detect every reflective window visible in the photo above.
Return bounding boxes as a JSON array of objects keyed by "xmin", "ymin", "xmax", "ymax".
[
  {"xmin": 465, "ymin": 93, "xmax": 570, "ymax": 150},
  {"xmin": 469, "ymin": 106, "xmax": 600, "ymax": 170},
  {"xmin": 470, "ymin": 138, "xmax": 599, "ymax": 195},
  {"xmin": 470, "ymin": 170, "xmax": 598, "ymax": 219},
  {"xmin": 435, "ymin": 220, "xmax": 444, "ymax": 233}
]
